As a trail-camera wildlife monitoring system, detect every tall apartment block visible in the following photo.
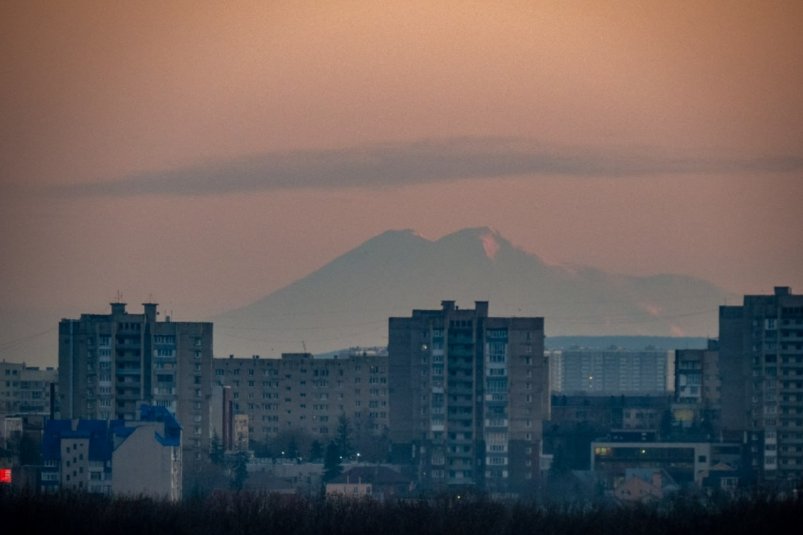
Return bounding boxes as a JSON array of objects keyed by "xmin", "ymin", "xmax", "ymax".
[
  {"xmin": 58, "ymin": 302, "xmax": 213, "ymax": 468},
  {"xmin": 389, "ymin": 300, "xmax": 548, "ymax": 495},
  {"xmin": 212, "ymin": 351, "xmax": 388, "ymax": 450},
  {"xmin": 719, "ymin": 287, "xmax": 803, "ymax": 483}
]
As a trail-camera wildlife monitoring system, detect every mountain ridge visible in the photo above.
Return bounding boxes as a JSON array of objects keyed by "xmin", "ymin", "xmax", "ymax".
[{"xmin": 212, "ymin": 227, "xmax": 734, "ymax": 357}]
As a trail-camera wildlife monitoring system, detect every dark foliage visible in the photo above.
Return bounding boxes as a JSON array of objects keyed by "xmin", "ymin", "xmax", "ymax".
[
  {"xmin": 2, "ymin": 487, "xmax": 803, "ymax": 535},
  {"xmin": 323, "ymin": 441, "xmax": 343, "ymax": 483},
  {"xmin": 309, "ymin": 440, "xmax": 324, "ymax": 462},
  {"xmin": 231, "ymin": 451, "xmax": 249, "ymax": 491}
]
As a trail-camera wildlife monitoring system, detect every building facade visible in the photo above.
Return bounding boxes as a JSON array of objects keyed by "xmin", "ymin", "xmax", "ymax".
[
  {"xmin": 719, "ymin": 286, "xmax": 803, "ymax": 484},
  {"xmin": 673, "ymin": 340, "xmax": 721, "ymax": 432},
  {"xmin": 389, "ymin": 300, "xmax": 549, "ymax": 495},
  {"xmin": 41, "ymin": 404, "xmax": 182, "ymax": 500},
  {"xmin": 554, "ymin": 348, "xmax": 670, "ymax": 395},
  {"xmin": 58, "ymin": 302, "xmax": 213, "ymax": 468},
  {"xmin": 212, "ymin": 351, "xmax": 389, "ymax": 452},
  {"xmin": 591, "ymin": 439, "xmax": 742, "ymax": 489},
  {"xmin": 0, "ymin": 361, "xmax": 57, "ymax": 416},
  {"xmin": 111, "ymin": 405, "xmax": 182, "ymax": 501}
]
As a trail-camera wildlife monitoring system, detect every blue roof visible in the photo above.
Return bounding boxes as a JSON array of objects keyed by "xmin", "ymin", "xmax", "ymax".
[
  {"xmin": 42, "ymin": 419, "xmax": 114, "ymax": 462},
  {"xmin": 41, "ymin": 406, "xmax": 181, "ymax": 463},
  {"xmin": 42, "ymin": 420, "xmax": 73, "ymax": 460},
  {"xmin": 141, "ymin": 404, "xmax": 181, "ymax": 446}
]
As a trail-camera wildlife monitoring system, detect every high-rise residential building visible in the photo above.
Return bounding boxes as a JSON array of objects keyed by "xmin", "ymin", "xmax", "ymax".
[
  {"xmin": 673, "ymin": 340, "xmax": 721, "ymax": 432},
  {"xmin": 388, "ymin": 300, "xmax": 549, "ymax": 495},
  {"xmin": 555, "ymin": 348, "xmax": 670, "ymax": 395},
  {"xmin": 0, "ymin": 361, "xmax": 57, "ymax": 416},
  {"xmin": 58, "ymin": 302, "xmax": 213, "ymax": 469},
  {"xmin": 212, "ymin": 351, "xmax": 389, "ymax": 454},
  {"xmin": 719, "ymin": 287, "xmax": 803, "ymax": 483}
]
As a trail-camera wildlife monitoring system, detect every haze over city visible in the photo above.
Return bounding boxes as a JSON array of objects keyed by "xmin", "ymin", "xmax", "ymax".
[{"xmin": 1, "ymin": 1, "xmax": 802, "ymax": 368}]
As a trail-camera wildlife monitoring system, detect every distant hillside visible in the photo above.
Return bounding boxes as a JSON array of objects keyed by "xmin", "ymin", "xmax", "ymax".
[{"xmin": 212, "ymin": 227, "xmax": 733, "ymax": 357}]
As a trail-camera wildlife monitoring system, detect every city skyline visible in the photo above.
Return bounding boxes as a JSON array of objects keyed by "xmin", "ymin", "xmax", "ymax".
[{"xmin": 1, "ymin": 2, "xmax": 801, "ymax": 366}]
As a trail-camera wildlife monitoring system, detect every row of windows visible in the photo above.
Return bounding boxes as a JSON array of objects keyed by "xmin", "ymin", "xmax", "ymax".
[{"xmin": 217, "ymin": 364, "xmax": 383, "ymax": 376}]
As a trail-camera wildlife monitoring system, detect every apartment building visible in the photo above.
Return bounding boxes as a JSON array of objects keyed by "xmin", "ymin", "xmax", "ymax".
[
  {"xmin": 41, "ymin": 404, "xmax": 182, "ymax": 500},
  {"xmin": 719, "ymin": 286, "xmax": 803, "ymax": 483},
  {"xmin": 389, "ymin": 300, "xmax": 549, "ymax": 495},
  {"xmin": 673, "ymin": 340, "xmax": 721, "ymax": 432},
  {"xmin": 58, "ymin": 302, "xmax": 213, "ymax": 468},
  {"xmin": 0, "ymin": 361, "xmax": 57, "ymax": 416},
  {"xmin": 554, "ymin": 348, "xmax": 670, "ymax": 395},
  {"xmin": 212, "ymin": 351, "xmax": 389, "ymax": 449}
]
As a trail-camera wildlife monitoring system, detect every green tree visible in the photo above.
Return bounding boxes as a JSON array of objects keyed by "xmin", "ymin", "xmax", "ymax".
[
  {"xmin": 273, "ymin": 429, "xmax": 312, "ymax": 460},
  {"xmin": 250, "ymin": 439, "xmax": 273, "ymax": 458},
  {"xmin": 287, "ymin": 435, "xmax": 299, "ymax": 459},
  {"xmin": 335, "ymin": 414, "xmax": 353, "ymax": 459},
  {"xmin": 230, "ymin": 451, "xmax": 249, "ymax": 491},
  {"xmin": 353, "ymin": 417, "xmax": 391, "ymax": 463},
  {"xmin": 323, "ymin": 441, "xmax": 343, "ymax": 483},
  {"xmin": 210, "ymin": 432, "xmax": 224, "ymax": 465},
  {"xmin": 309, "ymin": 439, "xmax": 323, "ymax": 462}
]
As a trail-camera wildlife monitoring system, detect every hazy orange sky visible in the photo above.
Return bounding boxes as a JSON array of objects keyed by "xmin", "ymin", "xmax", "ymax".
[{"xmin": 1, "ymin": 1, "xmax": 802, "ymax": 363}]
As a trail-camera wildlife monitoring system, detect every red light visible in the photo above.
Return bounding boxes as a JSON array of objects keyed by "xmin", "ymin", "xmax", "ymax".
[{"xmin": 0, "ymin": 468, "xmax": 11, "ymax": 484}]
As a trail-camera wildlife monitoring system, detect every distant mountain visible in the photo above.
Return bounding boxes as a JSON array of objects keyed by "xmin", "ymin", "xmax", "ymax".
[{"xmin": 212, "ymin": 227, "xmax": 734, "ymax": 357}]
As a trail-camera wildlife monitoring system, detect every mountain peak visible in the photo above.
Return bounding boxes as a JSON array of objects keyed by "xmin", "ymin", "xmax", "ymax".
[
  {"xmin": 436, "ymin": 227, "xmax": 509, "ymax": 260},
  {"xmin": 480, "ymin": 230, "xmax": 501, "ymax": 260},
  {"xmin": 214, "ymin": 225, "xmax": 729, "ymax": 357},
  {"xmin": 359, "ymin": 228, "xmax": 427, "ymax": 249}
]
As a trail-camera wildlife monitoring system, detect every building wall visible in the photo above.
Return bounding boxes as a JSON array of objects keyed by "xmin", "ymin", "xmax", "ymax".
[
  {"xmin": 591, "ymin": 440, "xmax": 742, "ymax": 487},
  {"xmin": 674, "ymin": 341, "xmax": 721, "ymax": 431},
  {"xmin": 719, "ymin": 287, "xmax": 803, "ymax": 482},
  {"xmin": 233, "ymin": 414, "xmax": 249, "ymax": 451},
  {"xmin": 43, "ymin": 406, "xmax": 181, "ymax": 499},
  {"xmin": 550, "ymin": 394, "xmax": 672, "ymax": 429},
  {"xmin": 719, "ymin": 306, "xmax": 751, "ymax": 434},
  {"xmin": 112, "ymin": 422, "xmax": 181, "ymax": 501},
  {"xmin": 558, "ymin": 349, "xmax": 670, "ymax": 395},
  {"xmin": 388, "ymin": 300, "xmax": 548, "ymax": 494},
  {"xmin": 0, "ymin": 362, "xmax": 57, "ymax": 416},
  {"xmin": 212, "ymin": 352, "xmax": 389, "ymax": 448},
  {"xmin": 58, "ymin": 303, "xmax": 212, "ymax": 471},
  {"xmin": 59, "ymin": 437, "xmax": 91, "ymax": 491},
  {"xmin": 547, "ymin": 350, "xmax": 562, "ymax": 396}
]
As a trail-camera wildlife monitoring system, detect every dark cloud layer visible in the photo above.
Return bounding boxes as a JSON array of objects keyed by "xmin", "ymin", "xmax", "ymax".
[{"xmin": 53, "ymin": 138, "xmax": 803, "ymax": 197}]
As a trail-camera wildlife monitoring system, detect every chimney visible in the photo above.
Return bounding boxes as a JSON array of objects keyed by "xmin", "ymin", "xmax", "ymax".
[
  {"xmin": 475, "ymin": 301, "xmax": 489, "ymax": 318},
  {"xmin": 774, "ymin": 286, "xmax": 791, "ymax": 297},
  {"xmin": 441, "ymin": 300, "xmax": 456, "ymax": 313},
  {"xmin": 110, "ymin": 302, "xmax": 127, "ymax": 316}
]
